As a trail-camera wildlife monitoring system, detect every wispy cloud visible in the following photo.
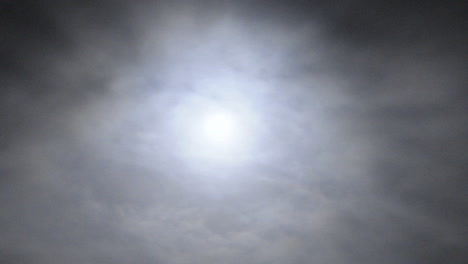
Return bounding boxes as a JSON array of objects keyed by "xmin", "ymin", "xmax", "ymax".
[{"xmin": 0, "ymin": 1, "xmax": 466, "ymax": 263}]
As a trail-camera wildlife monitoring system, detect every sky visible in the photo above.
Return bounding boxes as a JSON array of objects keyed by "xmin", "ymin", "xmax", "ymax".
[{"xmin": 0, "ymin": 1, "xmax": 467, "ymax": 263}]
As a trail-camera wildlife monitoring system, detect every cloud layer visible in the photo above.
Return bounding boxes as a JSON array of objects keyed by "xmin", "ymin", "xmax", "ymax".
[{"xmin": 1, "ymin": 1, "xmax": 467, "ymax": 263}]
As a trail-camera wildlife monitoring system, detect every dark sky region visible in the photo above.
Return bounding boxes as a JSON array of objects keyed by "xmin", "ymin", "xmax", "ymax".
[{"xmin": 0, "ymin": 0, "xmax": 467, "ymax": 263}]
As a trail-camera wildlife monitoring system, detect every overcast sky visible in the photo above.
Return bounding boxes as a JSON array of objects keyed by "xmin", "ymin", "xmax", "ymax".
[{"xmin": 0, "ymin": 1, "xmax": 467, "ymax": 263}]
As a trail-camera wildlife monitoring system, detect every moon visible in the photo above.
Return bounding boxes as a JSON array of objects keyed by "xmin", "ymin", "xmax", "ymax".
[
  {"xmin": 197, "ymin": 110, "xmax": 240, "ymax": 147},
  {"xmin": 168, "ymin": 94, "xmax": 258, "ymax": 164}
]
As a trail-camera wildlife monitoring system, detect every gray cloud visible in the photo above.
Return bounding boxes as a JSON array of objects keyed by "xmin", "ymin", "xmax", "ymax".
[{"xmin": 1, "ymin": 1, "xmax": 467, "ymax": 263}]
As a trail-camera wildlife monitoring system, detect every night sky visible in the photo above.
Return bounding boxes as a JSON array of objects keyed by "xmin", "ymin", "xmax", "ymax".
[{"xmin": 1, "ymin": 1, "xmax": 467, "ymax": 263}]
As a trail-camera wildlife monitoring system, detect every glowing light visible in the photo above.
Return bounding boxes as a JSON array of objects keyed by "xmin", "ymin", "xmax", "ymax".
[
  {"xmin": 168, "ymin": 98, "xmax": 257, "ymax": 164},
  {"xmin": 198, "ymin": 110, "xmax": 240, "ymax": 147}
]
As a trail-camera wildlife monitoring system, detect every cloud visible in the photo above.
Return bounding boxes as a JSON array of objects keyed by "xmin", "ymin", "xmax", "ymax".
[{"xmin": 0, "ymin": 1, "xmax": 467, "ymax": 263}]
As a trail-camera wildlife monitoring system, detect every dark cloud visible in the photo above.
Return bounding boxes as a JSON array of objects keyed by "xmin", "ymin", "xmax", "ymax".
[{"xmin": 1, "ymin": 1, "xmax": 467, "ymax": 263}]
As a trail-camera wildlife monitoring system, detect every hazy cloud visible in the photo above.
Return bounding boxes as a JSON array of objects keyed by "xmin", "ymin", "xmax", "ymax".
[{"xmin": 1, "ymin": 1, "xmax": 467, "ymax": 263}]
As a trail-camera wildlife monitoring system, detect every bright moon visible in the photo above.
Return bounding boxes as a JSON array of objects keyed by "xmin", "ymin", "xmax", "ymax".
[
  {"xmin": 169, "ymin": 93, "xmax": 258, "ymax": 163},
  {"xmin": 198, "ymin": 111, "xmax": 240, "ymax": 147}
]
